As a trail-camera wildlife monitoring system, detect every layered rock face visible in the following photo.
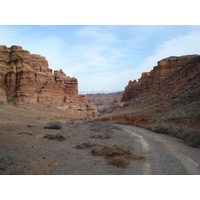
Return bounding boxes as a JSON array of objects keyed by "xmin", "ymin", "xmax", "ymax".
[
  {"xmin": 0, "ymin": 45, "xmax": 98, "ymax": 118},
  {"xmin": 122, "ymin": 55, "xmax": 199, "ymax": 102},
  {"xmin": 101, "ymin": 55, "xmax": 200, "ymax": 129}
]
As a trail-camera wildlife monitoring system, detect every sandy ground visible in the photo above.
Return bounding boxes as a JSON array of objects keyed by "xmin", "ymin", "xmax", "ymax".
[{"xmin": 0, "ymin": 105, "xmax": 144, "ymax": 175}]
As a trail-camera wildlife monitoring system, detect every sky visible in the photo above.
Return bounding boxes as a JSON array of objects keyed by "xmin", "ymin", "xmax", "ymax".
[{"xmin": 1, "ymin": 25, "xmax": 200, "ymax": 93}]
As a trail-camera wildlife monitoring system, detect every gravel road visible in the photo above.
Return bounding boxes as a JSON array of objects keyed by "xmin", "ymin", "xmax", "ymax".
[{"xmin": 121, "ymin": 125, "xmax": 200, "ymax": 175}]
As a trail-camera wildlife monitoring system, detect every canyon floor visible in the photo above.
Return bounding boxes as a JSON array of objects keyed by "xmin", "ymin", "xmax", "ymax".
[
  {"xmin": 0, "ymin": 105, "xmax": 145, "ymax": 175},
  {"xmin": 1, "ymin": 105, "xmax": 200, "ymax": 175}
]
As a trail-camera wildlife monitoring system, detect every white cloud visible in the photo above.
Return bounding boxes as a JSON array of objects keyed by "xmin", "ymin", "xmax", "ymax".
[{"xmin": 134, "ymin": 28, "xmax": 200, "ymax": 81}]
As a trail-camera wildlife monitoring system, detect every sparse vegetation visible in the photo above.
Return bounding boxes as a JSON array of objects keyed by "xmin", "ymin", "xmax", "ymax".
[
  {"xmin": 75, "ymin": 142, "xmax": 97, "ymax": 149},
  {"xmin": 89, "ymin": 121, "xmax": 121, "ymax": 133},
  {"xmin": 154, "ymin": 123, "xmax": 200, "ymax": 147},
  {"xmin": 43, "ymin": 133, "xmax": 66, "ymax": 141},
  {"xmin": 91, "ymin": 145, "xmax": 143, "ymax": 167},
  {"xmin": 91, "ymin": 146, "xmax": 131, "ymax": 158},
  {"xmin": 108, "ymin": 156, "xmax": 129, "ymax": 167},
  {"xmin": 90, "ymin": 133, "xmax": 112, "ymax": 139},
  {"xmin": 44, "ymin": 121, "xmax": 62, "ymax": 129},
  {"xmin": 4, "ymin": 87, "xmax": 18, "ymax": 104}
]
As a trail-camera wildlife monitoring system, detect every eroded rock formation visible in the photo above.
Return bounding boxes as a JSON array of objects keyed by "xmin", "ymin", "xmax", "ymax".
[
  {"xmin": 101, "ymin": 55, "xmax": 200, "ymax": 129},
  {"xmin": 87, "ymin": 92, "xmax": 123, "ymax": 114},
  {"xmin": 122, "ymin": 55, "xmax": 199, "ymax": 101},
  {"xmin": 0, "ymin": 45, "xmax": 98, "ymax": 118},
  {"xmin": 88, "ymin": 97, "xmax": 121, "ymax": 114}
]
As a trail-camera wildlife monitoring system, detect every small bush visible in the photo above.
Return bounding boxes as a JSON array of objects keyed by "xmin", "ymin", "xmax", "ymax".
[
  {"xmin": 43, "ymin": 133, "xmax": 66, "ymax": 141},
  {"xmin": 90, "ymin": 133, "xmax": 112, "ymax": 139},
  {"xmin": 155, "ymin": 123, "xmax": 200, "ymax": 147},
  {"xmin": 109, "ymin": 156, "xmax": 129, "ymax": 167},
  {"xmin": 75, "ymin": 142, "xmax": 97, "ymax": 149},
  {"xmin": 89, "ymin": 121, "xmax": 117, "ymax": 133},
  {"xmin": 44, "ymin": 121, "xmax": 62, "ymax": 130},
  {"xmin": 91, "ymin": 145, "xmax": 142, "ymax": 167},
  {"xmin": 91, "ymin": 145, "xmax": 140, "ymax": 159}
]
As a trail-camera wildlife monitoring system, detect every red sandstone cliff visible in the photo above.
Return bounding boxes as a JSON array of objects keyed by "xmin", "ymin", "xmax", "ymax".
[
  {"xmin": 122, "ymin": 55, "xmax": 199, "ymax": 102},
  {"xmin": 100, "ymin": 55, "xmax": 200, "ymax": 129},
  {"xmin": 0, "ymin": 45, "xmax": 98, "ymax": 118}
]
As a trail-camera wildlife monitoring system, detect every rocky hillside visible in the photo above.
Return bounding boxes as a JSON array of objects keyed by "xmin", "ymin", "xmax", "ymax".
[
  {"xmin": 0, "ymin": 45, "xmax": 98, "ymax": 118},
  {"xmin": 122, "ymin": 55, "xmax": 199, "ymax": 102},
  {"xmin": 87, "ymin": 92, "xmax": 123, "ymax": 114},
  {"xmin": 99, "ymin": 55, "xmax": 200, "ymax": 129}
]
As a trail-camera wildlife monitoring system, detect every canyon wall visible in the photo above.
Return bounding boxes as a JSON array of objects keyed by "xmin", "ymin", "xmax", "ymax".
[
  {"xmin": 122, "ymin": 55, "xmax": 199, "ymax": 102},
  {"xmin": 0, "ymin": 45, "xmax": 98, "ymax": 118},
  {"xmin": 101, "ymin": 55, "xmax": 200, "ymax": 129}
]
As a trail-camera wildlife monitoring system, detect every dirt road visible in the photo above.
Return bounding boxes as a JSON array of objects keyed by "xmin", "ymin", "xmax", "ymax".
[{"xmin": 121, "ymin": 125, "xmax": 200, "ymax": 175}]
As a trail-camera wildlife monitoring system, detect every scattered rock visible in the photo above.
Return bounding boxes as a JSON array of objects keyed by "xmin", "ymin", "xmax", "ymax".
[
  {"xmin": 44, "ymin": 121, "xmax": 62, "ymax": 130},
  {"xmin": 27, "ymin": 125, "xmax": 35, "ymax": 128}
]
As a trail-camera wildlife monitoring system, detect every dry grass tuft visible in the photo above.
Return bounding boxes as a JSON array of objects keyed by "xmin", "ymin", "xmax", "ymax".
[
  {"xmin": 43, "ymin": 133, "xmax": 66, "ymax": 141},
  {"xmin": 90, "ymin": 121, "xmax": 118, "ymax": 133},
  {"xmin": 90, "ymin": 133, "xmax": 112, "ymax": 139},
  {"xmin": 91, "ymin": 145, "xmax": 142, "ymax": 167},
  {"xmin": 108, "ymin": 156, "xmax": 129, "ymax": 167},
  {"xmin": 75, "ymin": 142, "xmax": 97, "ymax": 149}
]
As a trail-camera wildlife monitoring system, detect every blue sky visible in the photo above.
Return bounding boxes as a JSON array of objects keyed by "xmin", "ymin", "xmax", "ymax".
[{"xmin": 1, "ymin": 25, "xmax": 200, "ymax": 92}]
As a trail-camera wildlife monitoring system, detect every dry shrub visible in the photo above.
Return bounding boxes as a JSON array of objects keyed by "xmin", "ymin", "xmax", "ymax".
[
  {"xmin": 155, "ymin": 123, "xmax": 200, "ymax": 147},
  {"xmin": 90, "ymin": 121, "xmax": 120, "ymax": 133},
  {"xmin": 91, "ymin": 145, "xmax": 142, "ymax": 167},
  {"xmin": 43, "ymin": 133, "xmax": 66, "ymax": 141},
  {"xmin": 66, "ymin": 132, "xmax": 78, "ymax": 139},
  {"xmin": 109, "ymin": 156, "xmax": 129, "ymax": 167},
  {"xmin": 75, "ymin": 142, "xmax": 97, "ymax": 149},
  {"xmin": 90, "ymin": 133, "xmax": 112, "ymax": 139},
  {"xmin": 93, "ymin": 145, "xmax": 141, "ymax": 158}
]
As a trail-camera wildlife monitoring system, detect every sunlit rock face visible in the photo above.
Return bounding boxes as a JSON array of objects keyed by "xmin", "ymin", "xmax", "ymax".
[{"xmin": 0, "ymin": 45, "xmax": 98, "ymax": 118}]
